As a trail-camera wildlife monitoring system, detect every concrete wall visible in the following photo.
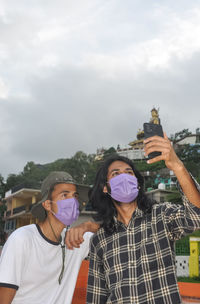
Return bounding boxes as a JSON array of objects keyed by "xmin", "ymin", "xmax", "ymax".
[
  {"xmin": 117, "ymin": 149, "xmax": 145, "ymax": 160},
  {"xmin": 176, "ymin": 256, "xmax": 189, "ymax": 277},
  {"xmin": 177, "ymin": 136, "xmax": 197, "ymax": 145}
]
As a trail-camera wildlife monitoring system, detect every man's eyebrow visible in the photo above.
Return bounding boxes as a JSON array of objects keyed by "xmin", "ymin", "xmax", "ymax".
[
  {"xmin": 110, "ymin": 168, "xmax": 120, "ymax": 173},
  {"xmin": 58, "ymin": 190, "xmax": 79, "ymax": 195},
  {"xmin": 59, "ymin": 190, "xmax": 70, "ymax": 194},
  {"xmin": 110, "ymin": 168, "xmax": 133, "ymax": 173}
]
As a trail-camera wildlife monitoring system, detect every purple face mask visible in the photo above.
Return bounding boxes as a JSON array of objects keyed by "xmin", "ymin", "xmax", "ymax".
[
  {"xmin": 52, "ymin": 197, "xmax": 80, "ymax": 226},
  {"xmin": 109, "ymin": 173, "xmax": 139, "ymax": 203}
]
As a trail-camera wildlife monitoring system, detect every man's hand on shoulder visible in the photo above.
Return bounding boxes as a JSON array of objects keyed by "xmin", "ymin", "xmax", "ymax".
[{"xmin": 65, "ymin": 221, "xmax": 99, "ymax": 250}]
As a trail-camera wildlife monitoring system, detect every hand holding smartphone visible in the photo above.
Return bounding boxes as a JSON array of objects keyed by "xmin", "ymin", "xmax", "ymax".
[{"xmin": 143, "ymin": 123, "xmax": 164, "ymax": 159}]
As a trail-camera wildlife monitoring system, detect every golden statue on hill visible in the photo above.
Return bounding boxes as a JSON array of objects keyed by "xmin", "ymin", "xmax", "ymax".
[
  {"xmin": 129, "ymin": 107, "xmax": 160, "ymax": 148},
  {"xmin": 150, "ymin": 107, "xmax": 160, "ymax": 125}
]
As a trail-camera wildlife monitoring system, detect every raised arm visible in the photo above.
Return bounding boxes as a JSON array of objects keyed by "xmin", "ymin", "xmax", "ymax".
[{"xmin": 144, "ymin": 133, "xmax": 200, "ymax": 208}]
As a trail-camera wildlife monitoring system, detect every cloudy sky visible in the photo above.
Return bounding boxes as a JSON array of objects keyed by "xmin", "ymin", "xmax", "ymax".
[{"xmin": 0, "ymin": 0, "xmax": 200, "ymax": 178}]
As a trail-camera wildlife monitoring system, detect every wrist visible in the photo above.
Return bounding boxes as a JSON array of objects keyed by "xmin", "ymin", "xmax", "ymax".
[
  {"xmin": 170, "ymin": 160, "xmax": 185, "ymax": 174},
  {"xmin": 81, "ymin": 221, "xmax": 91, "ymax": 232},
  {"xmin": 81, "ymin": 221, "xmax": 94, "ymax": 232},
  {"xmin": 85, "ymin": 221, "xmax": 99, "ymax": 233}
]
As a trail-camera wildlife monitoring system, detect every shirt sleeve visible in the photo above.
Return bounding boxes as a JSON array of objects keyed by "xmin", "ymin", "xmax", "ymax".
[
  {"xmin": 0, "ymin": 230, "xmax": 27, "ymax": 289},
  {"xmin": 163, "ymin": 177, "xmax": 200, "ymax": 241},
  {"xmin": 86, "ymin": 236, "xmax": 108, "ymax": 304},
  {"xmin": 176, "ymin": 174, "xmax": 200, "ymax": 200}
]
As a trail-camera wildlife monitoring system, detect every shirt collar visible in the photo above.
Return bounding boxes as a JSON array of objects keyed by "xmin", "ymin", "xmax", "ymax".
[{"xmin": 114, "ymin": 206, "xmax": 144, "ymax": 227}]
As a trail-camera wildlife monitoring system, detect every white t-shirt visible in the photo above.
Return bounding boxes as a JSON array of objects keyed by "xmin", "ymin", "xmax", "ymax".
[{"xmin": 0, "ymin": 224, "xmax": 92, "ymax": 304}]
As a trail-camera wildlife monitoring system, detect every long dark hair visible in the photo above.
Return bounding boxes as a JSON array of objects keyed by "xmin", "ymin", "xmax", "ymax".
[{"xmin": 89, "ymin": 154, "xmax": 156, "ymax": 234}]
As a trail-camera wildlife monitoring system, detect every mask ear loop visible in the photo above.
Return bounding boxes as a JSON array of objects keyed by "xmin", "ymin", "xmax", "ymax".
[
  {"xmin": 105, "ymin": 182, "xmax": 112, "ymax": 196},
  {"xmin": 47, "ymin": 201, "xmax": 65, "ymax": 285},
  {"xmin": 49, "ymin": 200, "xmax": 57, "ymax": 217},
  {"xmin": 58, "ymin": 242, "xmax": 66, "ymax": 284},
  {"xmin": 47, "ymin": 217, "xmax": 65, "ymax": 284}
]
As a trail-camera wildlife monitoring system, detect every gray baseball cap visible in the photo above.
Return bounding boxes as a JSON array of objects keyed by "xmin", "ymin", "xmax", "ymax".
[{"xmin": 31, "ymin": 171, "xmax": 77, "ymax": 221}]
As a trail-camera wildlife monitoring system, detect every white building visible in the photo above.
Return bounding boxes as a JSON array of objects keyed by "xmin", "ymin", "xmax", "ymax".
[{"xmin": 117, "ymin": 148, "xmax": 145, "ymax": 160}]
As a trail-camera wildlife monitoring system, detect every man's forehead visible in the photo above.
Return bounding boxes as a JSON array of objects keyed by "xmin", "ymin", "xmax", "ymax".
[
  {"xmin": 53, "ymin": 183, "xmax": 77, "ymax": 192},
  {"xmin": 108, "ymin": 161, "xmax": 132, "ymax": 171}
]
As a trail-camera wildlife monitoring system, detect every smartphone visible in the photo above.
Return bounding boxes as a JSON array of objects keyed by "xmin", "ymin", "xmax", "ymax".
[{"xmin": 143, "ymin": 123, "xmax": 164, "ymax": 159}]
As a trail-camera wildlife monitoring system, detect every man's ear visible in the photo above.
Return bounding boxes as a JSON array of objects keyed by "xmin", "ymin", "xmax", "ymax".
[
  {"xmin": 42, "ymin": 200, "xmax": 52, "ymax": 212},
  {"xmin": 103, "ymin": 185, "xmax": 108, "ymax": 194}
]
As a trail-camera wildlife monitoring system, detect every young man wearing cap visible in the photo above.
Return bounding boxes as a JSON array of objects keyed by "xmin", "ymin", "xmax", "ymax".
[{"xmin": 0, "ymin": 171, "xmax": 98, "ymax": 304}]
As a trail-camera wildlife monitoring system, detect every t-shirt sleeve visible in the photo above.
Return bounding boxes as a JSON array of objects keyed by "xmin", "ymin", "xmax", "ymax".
[
  {"xmin": 81, "ymin": 232, "xmax": 93, "ymax": 259},
  {"xmin": 0, "ymin": 230, "xmax": 27, "ymax": 289}
]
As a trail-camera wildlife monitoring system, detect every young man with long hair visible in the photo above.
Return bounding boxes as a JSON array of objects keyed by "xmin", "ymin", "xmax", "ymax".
[{"xmin": 87, "ymin": 134, "xmax": 200, "ymax": 304}]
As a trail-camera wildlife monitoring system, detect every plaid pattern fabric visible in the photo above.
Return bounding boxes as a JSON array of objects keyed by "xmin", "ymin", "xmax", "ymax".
[{"xmin": 87, "ymin": 184, "xmax": 200, "ymax": 304}]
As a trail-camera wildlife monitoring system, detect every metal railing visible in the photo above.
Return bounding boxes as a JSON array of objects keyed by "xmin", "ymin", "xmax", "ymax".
[
  {"xmin": 11, "ymin": 181, "xmax": 41, "ymax": 194},
  {"xmin": 13, "ymin": 205, "xmax": 26, "ymax": 215},
  {"xmin": 5, "ymin": 210, "xmax": 11, "ymax": 217}
]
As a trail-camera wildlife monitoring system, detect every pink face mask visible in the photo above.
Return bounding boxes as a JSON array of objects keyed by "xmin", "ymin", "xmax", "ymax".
[
  {"xmin": 52, "ymin": 197, "xmax": 80, "ymax": 226},
  {"xmin": 109, "ymin": 173, "xmax": 139, "ymax": 203}
]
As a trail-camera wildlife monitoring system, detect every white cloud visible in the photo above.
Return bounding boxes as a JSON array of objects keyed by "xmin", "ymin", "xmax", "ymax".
[
  {"xmin": 81, "ymin": 7, "xmax": 200, "ymax": 74},
  {"xmin": 0, "ymin": 79, "xmax": 8, "ymax": 98},
  {"xmin": 0, "ymin": 0, "xmax": 200, "ymax": 178}
]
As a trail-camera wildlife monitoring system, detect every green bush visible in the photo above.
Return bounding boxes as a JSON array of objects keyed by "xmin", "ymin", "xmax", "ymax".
[
  {"xmin": 177, "ymin": 276, "xmax": 200, "ymax": 283},
  {"xmin": 175, "ymin": 230, "xmax": 200, "ymax": 255}
]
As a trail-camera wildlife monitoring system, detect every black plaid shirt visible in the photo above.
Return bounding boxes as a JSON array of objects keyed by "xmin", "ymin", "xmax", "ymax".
[{"xmin": 87, "ymin": 182, "xmax": 200, "ymax": 304}]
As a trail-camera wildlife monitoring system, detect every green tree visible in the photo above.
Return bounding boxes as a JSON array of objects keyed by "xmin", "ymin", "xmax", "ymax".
[
  {"xmin": 173, "ymin": 129, "xmax": 192, "ymax": 141},
  {"xmin": 85, "ymin": 157, "xmax": 100, "ymax": 186},
  {"xmin": 177, "ymin": 144, "xmax": 200, "ymax": 179},
  {"xmin": 177, "ymin": 144, "xmax": 200, "ymax": 163},
  {"xmin": 0, "ymin": 174, "xmax": 6, "ymax": 198},
  {"xmin": 103, "ymin": 147, "xmax": 116, "ymax": 159},
  {"xmin": 6, "ymin": 173, "xmax": 25, "ymax": 192},
  {"xmin": 0, "ymin": 199, "xmax": 6, "ymax": 245},
  {"xmin": 135, "ymin": 160, "xmax": 166, "ymax": 173},
  {"xmin": 166, "ymin": 191, "xmax": 182, "ymax": 204}
]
